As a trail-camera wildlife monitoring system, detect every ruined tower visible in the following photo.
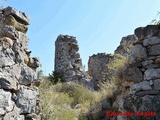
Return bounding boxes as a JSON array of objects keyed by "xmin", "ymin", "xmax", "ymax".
[{"xmin": 54, "ymin": 35, "xmax": 86, "ymax": 82}]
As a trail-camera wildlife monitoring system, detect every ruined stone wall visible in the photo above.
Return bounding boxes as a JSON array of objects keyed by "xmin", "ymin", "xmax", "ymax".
[
  {"xmin": 55, "ymin": 35, "xmax": 86, "ymax": 81},
  {"xmin": 111, "ymin": 25, "xmax": 160, "ymax": 120},
  {"xmin": 88, "ymin": 53, "xmax": 113, "ymax": 89},
  {"xmin": 0, "ymin": 7, "xmax": 40, "ymax": 120},
  {"xmin": 88, "ymin": 35, "xmax": 137, "ymax": 90},
  {"xmin": 114, "ymin": 34, "xmax": 137, "ymax": 56}
]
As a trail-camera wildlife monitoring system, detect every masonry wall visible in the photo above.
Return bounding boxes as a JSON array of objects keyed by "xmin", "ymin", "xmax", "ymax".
[
  {"xmin": 111, "ymin": 25, "xmax": 160, "ymax": 120},
  {"xmin": 54, "ymin": 35, "xmax": 85, "ymax": 81},
  {"xmin": 0, "ymin": 7, "xmax": 40, "ymax": 120}
]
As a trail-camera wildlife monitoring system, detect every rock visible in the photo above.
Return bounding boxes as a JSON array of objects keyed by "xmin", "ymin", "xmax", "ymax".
[
  {"xmin": 0, "ymin": 37, "xmax": 13, "ymax": 48},
  {"xmin": 154, "ymin": 79, "xmax": 160, "ymax": 90},
  {"xmin": 155, "ymin": 58, "xmax": 160, "ymax": 64},
  {"xmin": 0, "ymin": 89, "xmax": 14, "ymax": 115},
  {"xmin": 19, "ymin": 66, "xmax": 37, "ymax": 85},
  {"xmin": 142, "ymin": 60, "xmax": 153, "ymax": 66},
  {"xmin": 0, "ymin": 40, "xmax": 15, "ymax": 67},
  {"xmin": 149, "ymin": 80, "xmax": 154, "ymax": 85},
  {"xmin": 140, "ymin": 95, "xmax": 160, "ymax": 119},
  {"xmin": 3, "ymin": 106, "xmax": 21, "ymax": 120},
  {"xmin": 115, "ymin": 34, "xmax": 137, "ymax": 56},
  {"xmin": 25, "ymin": 113, "xmax": 40, "ymax": 120},
  {"xmin": 5, "ymin": 15, "xmax": 28, "ymax": 33},
  {"xmin": 123, "ymin": 67, "xmax": 143, "ymax": 82},
  {"xmin": 14, "ymin": 115, "xmax": 24, "ymax": 120},
  {"xmin": 16, "ymin": 86, "xmax": 38, "ymax": 114},
  {"xmin": 2, "ymin": 25, "xmax": 18, "ymax": 40},
  {"xmin": 3, "ymin": 6, "xmax": 30, "ymax": 25},
  {"xmin": 134, "ymin": 25, "xmax": 160, "ymax": 40},
  {"xmin": 17, "ymin": 31, "xmax": 28, "ymax": 49},
  {"xmin": 28, "ymin": 57, "xmax": 40, "ymax": 69},
  {"xmin": 144, "ymin": 64, "xmax": 159, "ymax": 69},
  {"xmin": 144, "ymin": 68, "xmax": 160, "ymax": 80},
  {"xmin": 135, "ymin": 90, "xmax": 159, "ymax": 97},
  {"xmin": 131, "ymin": 81, "xmax": 152, "ymax": 92},
  {"xmin": 0, "ymin": 67, "xmax": 19, "ymax": 90},
  {"xmin": 149, "ymin": 44, "xmax": 160, "ymax": 56},
  {"xmin": 131, "ymin": 44, "xmax": 147, "ymax": 60},
  {"xmin": 143, "ymin": 36, "xmax": 160, "ymax": 46},
  {"xmin": 101, "ymin": 99, "xmax": 111, "ymax": 109}
]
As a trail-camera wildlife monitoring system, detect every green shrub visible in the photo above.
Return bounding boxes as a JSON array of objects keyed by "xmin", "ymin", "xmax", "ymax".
[{"xmin": 48, "ymin": 71, "xmax": 63, "ymax": 84}]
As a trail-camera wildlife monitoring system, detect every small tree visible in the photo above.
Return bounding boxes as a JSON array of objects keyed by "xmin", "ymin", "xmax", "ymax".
[{"xmin": 48, "ymin": 71, "xmax": 63, "ymax": 84}]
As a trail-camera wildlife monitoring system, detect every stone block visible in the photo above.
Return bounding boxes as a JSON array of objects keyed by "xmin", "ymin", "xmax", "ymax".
[
  {"xmin": 0, "ymin": 89, "xmax": 14, "ymax": 115},
  {"xmin": 131, "ymin": 44, "xmax": 147, "ymax": 59},
  {"xmin": 149, "ymin": 44, "xmax": 160, "ymax": 56},
  {"xmin": 16, "ymin": 86, "xmax": 38, "ymax": 114},
  {"xmin": 134, "ymin": 25, "xmax": 160, "ymax": 40},
  {"xmin": 144, "ymin": 68, "xmax": 160, "ymax": 80},
  {"xmin": 123, "ymin": 67, "xmax": 143, "ymax": 82},
  {"xmin": 3, "ymin": 6, "xmax": 30, "ymax": 25},
  {"xmin": 5, "ymin": 15, "xmax": 28, "ymax": 33},
  {"xmin": 131, "ymin": 81, "xmax": 152, "ymax": 92},
  {"xmin": 143, "ymin": 36, "xmax": 160, "ymax": 46},
  {"xmin": 154, "ymin": 79, "xmax": 160, "ymax": 90}
]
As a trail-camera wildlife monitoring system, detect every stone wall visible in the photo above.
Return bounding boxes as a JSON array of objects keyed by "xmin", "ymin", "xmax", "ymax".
[
  {"xmin": 88, "ymin": 53, "xmax": 113, "ymax": 89},
  {"xmin": 54, "ymin": 35, "xmax": 85, "ymax": 81},
  {"xmin": 111, "ymin": 25, "xmax": 160, "ymax": 120},
  {"xmin": 115, "ymin": 34, "xmax": 137, "ymax": 56},
  {"xmin": 0, "ymin": 7, "xmax": 40, "ymax": 120}
]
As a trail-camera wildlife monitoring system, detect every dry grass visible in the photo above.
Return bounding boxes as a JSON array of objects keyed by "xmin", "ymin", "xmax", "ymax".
[{"xmin": 39, "ymin": 54, "xmax": 128, "ymax": 120}]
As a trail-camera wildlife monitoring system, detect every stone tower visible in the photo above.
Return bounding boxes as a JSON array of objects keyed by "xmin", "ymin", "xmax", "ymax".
[
  {"xmin": 54, "ymin": 35, "xmax": 85, "ymax": 82},
  {"xmin": 0, "ymin": 7, "xmax": 40, "ymax": 119}
]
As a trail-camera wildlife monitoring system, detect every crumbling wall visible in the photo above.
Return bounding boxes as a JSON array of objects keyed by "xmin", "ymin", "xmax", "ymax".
[
  {"xmin": 111, "ymin": 25, "xmax": 160, "ymax": 120},
  {"xmin": 54, "ymin": 34, "xmax": 94, "ymax": 89},
  {"xmin": 88, "ymin": 53, "xmax": 113, "ymax": 89},
  {"xmin": 114, "ymin": 34, "xmax": 137, "ymax": 56},
  {"xmin": 0, "ymin": 7, "xmax": 40, "ymax": 120}
]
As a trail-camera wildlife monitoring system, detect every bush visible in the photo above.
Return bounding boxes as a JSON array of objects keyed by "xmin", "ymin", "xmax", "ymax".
[
  {"xmin": 48, "ymin": 71, "xmax": 63, "ymax": 84},
  {"xmin": 40, "ymin": 54, "xmax": 129, "ymax": 120}
]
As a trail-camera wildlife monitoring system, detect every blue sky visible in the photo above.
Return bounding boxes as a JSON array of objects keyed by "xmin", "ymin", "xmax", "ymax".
[{"xmin": 2, "ymin": 0, "xmax": 160, "ymax": 75}]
